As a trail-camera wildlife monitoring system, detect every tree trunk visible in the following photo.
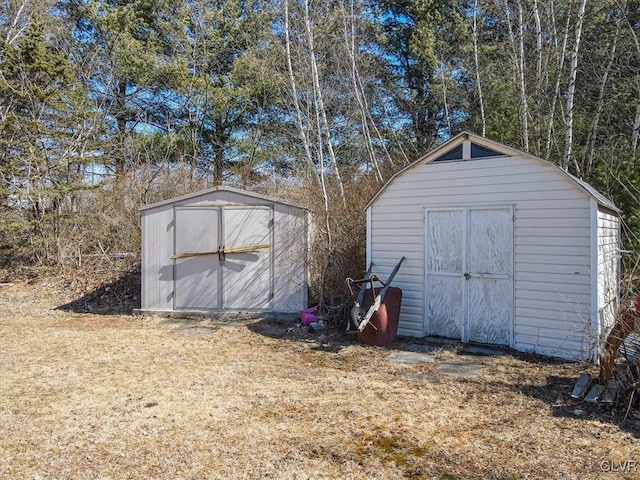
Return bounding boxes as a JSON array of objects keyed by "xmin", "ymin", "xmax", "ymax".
[
  {"xmin": 343, "ymin": 0, "xmax": 383, "ymax": 181},
  {"xmin": 213, "ymin": 145, "xmax": 224, "ymax": 186},
  {"xmin": 516, "ymin": 0, "xmax": 529, "ymax": 152},
  {"xmin": 472, "ymin": 0, "xmax": 486, "ymax": 137},
  {"xmin": 585, "ymin": 5, "xmax": 622, "ymax": 176},
  {"xmin": 627, "ymin": 14, "xmax": 640, "ymax": 153},
  {"xmin": 633, "ymin": 93, "xmax": 640, "ymax": 153},
  {"xmin": 283, "ymin": 0, "xmax": 321, "ymax": 187},
  {"xmin": 115, "ymin": 80, "xmax": 128, "ymax": 176},
  {"xmin": 563, "ymin": 0, "xmax": 588, "ymax": 173},
  {"xmin": 503, "ymin": 0, "xmax": 529, "ymax": 151},
  {"xmin": 4, "ymin": 0, "xmax": 28, "ymax": 46},
  {"xmin": 532, "ymin": 0, "xmax": 543, "ymax": 155},
  {"xmin": 545, "ymin": 0, "xmax": 572, "ymax": 161},
  {"xmin": 303, "ymin": 0, "xmax": 346, "ymax": 207},
  {"xmin": 439, "ymin": 63, "xmax": 452, "ymax": 137}
]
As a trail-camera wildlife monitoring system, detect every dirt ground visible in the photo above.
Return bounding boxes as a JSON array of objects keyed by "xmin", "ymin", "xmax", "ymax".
[{"xmin": 1, "ymin": 281, "xmax": 638, "ymax": 479}]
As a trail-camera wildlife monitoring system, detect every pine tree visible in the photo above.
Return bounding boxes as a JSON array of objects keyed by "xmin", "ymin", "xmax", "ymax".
[{"xmin": 0, "ymin": 16, "xmax": 96, "ymax": 264}]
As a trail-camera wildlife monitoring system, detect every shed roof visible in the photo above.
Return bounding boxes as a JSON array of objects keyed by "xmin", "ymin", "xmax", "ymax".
[
  {"xmin": 366, "ymin": 131, "xmax": 619, "ymax": 213},
  {"xmin": 139, "ymin": 185, "xmax": 308, "ymax": 212}
]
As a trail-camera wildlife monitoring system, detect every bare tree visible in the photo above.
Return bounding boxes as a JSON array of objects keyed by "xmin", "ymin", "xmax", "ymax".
[
  {"xmin": 283, "ymin": 0, "xmax": 319, "ymax": 185},
  {"xmin": 439, "ymin": 62, "xmax": 453, "ymax": 137},
  {"xmin": 532, "ymin": 0, "xmax": 543, "ymax": 154},
  {"xmin": 472, "ymin": 0, "xmax": 486, "ymax": 137},
  {"xmin": 563, "ymin": 0, "xmax": 588, "ymax": 173},
  {"xmin": 303, "ymin": 0, "xmax": 346, "ymax": 208},
  {"xmin": 585, "ymin": 2, "xmax": 623, "ymax": 175},
  {"xmin": 2, "ymin": 0, "xmax": 34, "ymax": 45},
  {"xmin": 342, "ymin": 0, "xmax": 383, "ymax": 181},
  {"xmin": 545, "ymin": 0, "xmax": 573, "ymax": 161},
  {"xmin": 627, "ymin": 11, "xmax": 640, "ymax": 153},
  {"xmin": 502, "ymin": 0, "xmax": 529, "ymax": 151}
]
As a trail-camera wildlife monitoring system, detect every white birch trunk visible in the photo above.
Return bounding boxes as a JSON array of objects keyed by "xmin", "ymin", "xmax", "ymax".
[
  {"xmin": 348, "ymin": 0, "xmax": 395, "ymax": 170},
  {"xmin": 303, "ymin": 0, "xmax": 346, "ymax": 207},
  {"xmin": 284, "ymin": 0, "xmax": 320, "ymax": 187},
  {"xmin": 343, "ymin": 1, "xmax": 383, "ymax": 181},
  {"xmin": 516, "ymin": 0, "xmax": 529, "ymax": 152},
  {"xmin": 472, "ymin": 0, "xmax": 486, "ymax": 137},
  {"xmin": 563, "ymin": 0, "xmax": 588, "ymax": 173},
  {"xmin": 633, "ymin": 98, "xmax": 640, "ymax": 153},
  {"xmin": 545, "ymin": 0, "xmax": 572, "ymax": 160},
  {"xmin": 4, "ymin": 0, "xmax": 28, "ymax": 45},
  {"xmin": 532, "ymin": 0, "xmax": 543, "ymax": 154},
  {"xmin": 503, "ymin": 0, "xmax": 529, "ymax": 151},
  {"xmin": 440, "ymin": 64, "xmax": 452, "ymax": 137}
]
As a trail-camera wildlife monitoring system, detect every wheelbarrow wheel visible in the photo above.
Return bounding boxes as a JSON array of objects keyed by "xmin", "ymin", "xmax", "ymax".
[{"xmin": 350, "ymin": 305, "xmax": 365, "ymax": 329}]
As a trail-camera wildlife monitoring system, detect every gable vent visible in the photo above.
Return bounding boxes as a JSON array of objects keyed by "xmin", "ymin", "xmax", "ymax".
[{"xmin": 434, "ymin": 141, "xmax": 505, "ymax": 162}]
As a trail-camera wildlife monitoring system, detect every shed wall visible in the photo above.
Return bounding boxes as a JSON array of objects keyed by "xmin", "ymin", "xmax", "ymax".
[
  {"xmin": 272, "ymin": 204, "xmax": 308, "ymax": 312},
  {"xmin": 141, "ymin": 204, "xmax": 174, "ymax": 310},
  {"xmin": 597, "ymin": 209, "xmax": 620, "ymax": 341},
  {"xmin": 369, "ymin": 155, "xmax": 595, "ymax": 360}
]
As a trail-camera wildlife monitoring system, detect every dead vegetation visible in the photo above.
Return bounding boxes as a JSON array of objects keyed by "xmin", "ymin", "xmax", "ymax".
[{"xmin": 1, "ymin": 281, "xmax": 639, "ymax": 480}]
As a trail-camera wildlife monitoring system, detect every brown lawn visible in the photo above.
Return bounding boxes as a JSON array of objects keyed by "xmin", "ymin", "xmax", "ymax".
[{"xmin": 0, "ymin": 281, "xmax": 638, "ymax": 479}]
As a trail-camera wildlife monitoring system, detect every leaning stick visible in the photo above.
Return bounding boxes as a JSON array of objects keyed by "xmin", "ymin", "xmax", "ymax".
[
  {"xmin": 223, "ymin": 244, "xmax": 269, "ymax": 255},
  {"xmin": 171, "ymin": 244, "xmax": 269, "ymax": 260}
]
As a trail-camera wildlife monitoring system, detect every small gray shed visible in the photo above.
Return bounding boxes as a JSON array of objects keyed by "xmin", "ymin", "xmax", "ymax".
[
  {"xmin": 366, "ymin": 132, "xmax": 621, "ymax": 361},
  {"xmin": 139, "ymin": 186, "xmax": 309, "ymax": 318}
]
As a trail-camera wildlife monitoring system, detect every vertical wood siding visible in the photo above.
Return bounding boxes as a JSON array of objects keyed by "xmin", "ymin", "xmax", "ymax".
[{"xmin": 369, "ymin": 155, "xmax": 607, "ymax": 360}]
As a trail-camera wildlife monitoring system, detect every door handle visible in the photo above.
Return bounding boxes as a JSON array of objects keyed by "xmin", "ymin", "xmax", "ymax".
[{"xmin": 464, "ymin": 273, "xmax": 471, "ymax": 280}]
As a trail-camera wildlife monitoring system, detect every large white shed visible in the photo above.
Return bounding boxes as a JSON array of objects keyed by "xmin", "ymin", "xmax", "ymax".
[
  {"xmin": 366, "ymin": 132, "xmax": 621, "ymax": 361},
  {"xmin": 139, "ymin": 186, "xmax": 309, "ymax": 318}
]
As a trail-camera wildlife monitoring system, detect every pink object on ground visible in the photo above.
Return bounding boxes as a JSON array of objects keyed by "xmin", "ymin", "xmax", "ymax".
[{"xmin": 301, "ymin": 306, "xmax": 319, "ymax": 325}]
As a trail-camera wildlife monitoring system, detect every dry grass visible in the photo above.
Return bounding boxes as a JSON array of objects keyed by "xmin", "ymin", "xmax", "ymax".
[{"xmin": 1, "ymin": 282, "xmax": 638, "ymax": 480}]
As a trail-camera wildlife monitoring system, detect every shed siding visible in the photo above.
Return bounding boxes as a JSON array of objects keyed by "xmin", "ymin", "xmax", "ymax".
[
  {"xmin": 272, "ymin": 204, "xmax": 308, "ymax": 312},
  {"xmin": 141, "ymin": 188, "xmax": 308, "ymax": 315},
  {"xmin": 369, "ymin": 155, "xmax": 595, "ymax": 359},
  {"xmin": 141, "ymin": 205, "xmax": 174, "ymax": 310},
  {"xmin": 597, "ymin": 209, "xmax": 620, "ymax": 341}
]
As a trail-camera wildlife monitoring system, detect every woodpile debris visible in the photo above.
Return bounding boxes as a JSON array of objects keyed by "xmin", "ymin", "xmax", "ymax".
[{"xmin": 572, "ymin": 298, "xmax": 640, "ymax": 417}]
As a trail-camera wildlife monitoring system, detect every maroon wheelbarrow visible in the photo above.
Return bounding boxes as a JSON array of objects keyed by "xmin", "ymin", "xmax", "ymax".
[{"xmin": 346, "ymin": 257, "xmax": 405, "ymax": 346}]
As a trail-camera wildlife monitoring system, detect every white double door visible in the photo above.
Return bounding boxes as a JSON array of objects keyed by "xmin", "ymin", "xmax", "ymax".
[
  {"xmin": 173, "ymin": 205, "xmax": 272, "ymax": 311},
  {"xmin": 425, "ymin": 206, "xmax": 513, "ymax": 346}
]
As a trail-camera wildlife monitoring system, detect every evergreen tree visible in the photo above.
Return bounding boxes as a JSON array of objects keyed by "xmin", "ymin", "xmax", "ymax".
[
  {"xmin": 59, "ymin": 0, "xmax": 177, "ymax": 175},
  {"xmin": 0, "ymin": 16, "xmax": 96, "ymax": 263},
  {"xmin": 371, "ymin": 0, "xmax": 467, "ymax": 154}
]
